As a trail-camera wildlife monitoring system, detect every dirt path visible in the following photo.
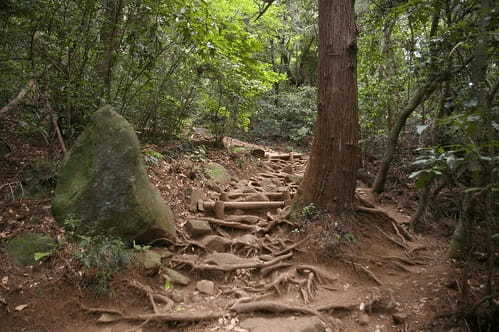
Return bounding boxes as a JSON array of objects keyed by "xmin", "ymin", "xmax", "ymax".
[{"xmin": 1, "ymin": 142, "xmax": 456, "ymax": 332}]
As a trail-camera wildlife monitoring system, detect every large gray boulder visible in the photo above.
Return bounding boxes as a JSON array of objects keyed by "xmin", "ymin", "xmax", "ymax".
[{"xmin": 52, "ymin": 106, "xmax": 176, "ymax": 242}]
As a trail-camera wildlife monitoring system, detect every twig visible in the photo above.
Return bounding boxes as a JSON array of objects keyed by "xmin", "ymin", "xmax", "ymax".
[{"xmin": 353, "ymin": 263, "xmax": 383, "ymax": 286}]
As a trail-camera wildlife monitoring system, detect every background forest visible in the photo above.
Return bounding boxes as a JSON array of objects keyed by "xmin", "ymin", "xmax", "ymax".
[{"xmin": 0, "ymin": 0, "xmax": 498, "ymax": 330}]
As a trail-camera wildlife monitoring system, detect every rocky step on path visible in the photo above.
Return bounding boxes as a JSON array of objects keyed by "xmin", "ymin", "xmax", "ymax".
[{"xmin": 82, "ymin": 147, "xmax": 415, "ymax": 332}]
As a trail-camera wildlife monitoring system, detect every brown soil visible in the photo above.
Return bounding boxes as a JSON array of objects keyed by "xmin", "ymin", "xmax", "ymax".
[{"xmin": 0, "ymin": 129, "xmax": 475, "ymax": 332}]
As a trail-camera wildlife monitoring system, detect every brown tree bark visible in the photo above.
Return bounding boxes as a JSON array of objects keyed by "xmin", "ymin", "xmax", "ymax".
[{"xmin": 294, "ymin": 0, "xmax": 360, "ymax": 212}]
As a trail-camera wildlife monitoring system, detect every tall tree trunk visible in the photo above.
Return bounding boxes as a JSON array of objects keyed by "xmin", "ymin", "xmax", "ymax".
[
  {"xmin": 97, "ymin": 0, "xmax": 126, "ymax": 102},
  {"xmin": 295, "ymin": 0, "xmax": 360, "ymax": 212}
]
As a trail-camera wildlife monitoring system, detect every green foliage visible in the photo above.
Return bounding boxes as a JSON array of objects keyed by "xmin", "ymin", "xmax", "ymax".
[
  {"xmin": 187, "ymin": 144, "xmax": 208, "ymax": 162},
  {"xmin": 294, "ymin": 203, "xmax": 329, "ymax": 223},
  {"xmin": 1, "ymin": 0, "xmax": 284, "ymax": 143},
  {"xmin": 64, "ymin": 216, "xmax": 130, "ymax": 294},
  {"xmin": 132, "ymin": 241, "xmax": 151, "ymax": 252},
  {"xmin": 251, "ymin": 86, "xmax": 317, "ymax": 145},
  {"xmin": 33, "ymin": 251, "xmax": 51, "ymax": 261},
  {"xmin": 143, "ymin": 147, "xmax": 165, "ymax": 166}
]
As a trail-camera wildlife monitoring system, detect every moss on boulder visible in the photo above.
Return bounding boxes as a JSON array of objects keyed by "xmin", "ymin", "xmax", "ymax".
[
  {"xmin": 6, "ymin": 233, "xmax": 56, "ymax": 266},
  {"xmin": 204, "ymin": 162, "xmax": 231, "ymax": 185},
  {"xmin": 52, "ymin": 106, "xmax": 176, "ymax": 242}
]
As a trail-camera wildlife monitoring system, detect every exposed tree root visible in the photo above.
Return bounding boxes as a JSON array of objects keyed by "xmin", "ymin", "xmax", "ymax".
[
  {"xmin": 231, "ymin": 300, "xmax": 321, "ymax": 316},
  {"xmin": 374, "ymin": 225, "xmax": 409, "ymax": 250},
  {"xmin": 271, "ymin": 237, "xmax": 308, "ymax": 256},
  {"xmin": 356, "ymin": 206, "xmax": 414, "ymax": 241},
  {"xmin": 172, "ymin": 252, "xmax": 293, "ymax": 272},
  {"xmin": 260, "ymin": 262, "xmax": 293, "ymax": 277},
  {"xmin": 81, "ymin": 302, "xmax": 224, "ymax": 323},
  {"xmin": 296, "ymin": 265, "xmax": 338, "ymax": 284},
  {"xmin": 192, "ymin": 217, "xmax": 260, "ymax": 232},
  {"xmin": 126, "ymin": 279, "xmax": 174, "ymax": 311}
]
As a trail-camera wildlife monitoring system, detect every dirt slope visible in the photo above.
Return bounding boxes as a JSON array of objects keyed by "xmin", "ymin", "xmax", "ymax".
[{"xmin": 0, "ymin": 138, "xmax": 459, "ymax": 332}]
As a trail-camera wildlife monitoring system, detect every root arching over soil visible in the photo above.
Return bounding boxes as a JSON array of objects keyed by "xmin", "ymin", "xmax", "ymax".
[
  {"xmin": 1, "ymin": 136, "xmax": 455, "ymax": 332},
  {"xmin": 71, "ymin": 141, "xmax": 434, "ymax": 331}
]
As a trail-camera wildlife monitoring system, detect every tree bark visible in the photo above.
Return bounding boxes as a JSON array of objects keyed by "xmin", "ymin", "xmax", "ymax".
[{"xmin": 295, "ymin": 0, "xmax": 360, "ymax": 212}]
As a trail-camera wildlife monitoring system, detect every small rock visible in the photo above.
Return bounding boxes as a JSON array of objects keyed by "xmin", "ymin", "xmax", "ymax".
[
  {"xmin": 135, "ymin": 250, "xmax": 162, "ymax": 271},
  {"xmin": 162, "ymin": 268, "xmax": 191, "ymax": 286},
  {"xmin": 152, "ymin": 247, "xmax": 173, "ymax": 259},
  {"xmin": 196, "ymin": 280, "xmax": 215, "ymax": 295},
  {"xmin": 392, "ymin": 313, "xmax": 408, "ymax": 324},
  {"xmin": 189, "ymin": 189, "xmax": 204, "ymax": 212},
  {"xmin": 169, "ymin": 291, "xmax": 184, "ymax": 303},
  {"xmin": 358, "ymin": 312, "xmax": 370, "ymax": 326},
  {"xmin": 235, "ymin": 234, "xmax": 258, "ymax": 246},
  {"xmin": 201, "ymin": 235, "xmax": 230, "ymax": 252},
  {"xmin": 185, "ymin": 219, "xmax": 212, "ymax": 238}
]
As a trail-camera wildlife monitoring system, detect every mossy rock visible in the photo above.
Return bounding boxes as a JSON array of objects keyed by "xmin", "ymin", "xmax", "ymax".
[
  {"xmin": 52, "ymin": 106, "xmax": 176, "ymax": 242},
  {"xmin": 204, "ymin": 162, "xmax": 231, "ymax": 185},
  {"xmin": 6, "ymin": 233, "xmax": 57, "ymax": 266}
]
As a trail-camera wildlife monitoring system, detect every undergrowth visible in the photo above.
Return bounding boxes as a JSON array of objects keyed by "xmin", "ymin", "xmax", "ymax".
[{"xmin": 64, "ymin": 215, "xmax": 132, "ymax": 295}]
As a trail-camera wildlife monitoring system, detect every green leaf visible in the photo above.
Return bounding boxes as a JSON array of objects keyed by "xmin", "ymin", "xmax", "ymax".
[
  {"xmin": 34, "ymin": 252, "xmax": 51, "ymax": 261},
  {"xmin": 163, "ymin": 280, "xmax": 173, "ymax": 290}
]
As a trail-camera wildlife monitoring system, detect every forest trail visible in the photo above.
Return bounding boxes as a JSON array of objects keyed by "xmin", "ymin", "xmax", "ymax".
[
  {"xmin": 66, "ymin": 140, "xmax": 454, "ymax": 332},
  {"xmin": 0, "ymin": 138, "xmax": 456, "ymax": 332}
]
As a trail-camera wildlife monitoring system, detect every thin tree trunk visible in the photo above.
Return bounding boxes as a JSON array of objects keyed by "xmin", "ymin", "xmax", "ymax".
[
  {"xmin": 372, "ymin": 78, "xmax": 441, "ymax": 193},
  {"xmin": 295, "ymin": 0, "xmax": 360, "ymax": 212},
  {"xmin": 97, "ymin": 0, "xmax": 126, "ymax": 102},
  {"xmin": 0, "ymin": 80, "xmax": 36, "ymax": 116}
]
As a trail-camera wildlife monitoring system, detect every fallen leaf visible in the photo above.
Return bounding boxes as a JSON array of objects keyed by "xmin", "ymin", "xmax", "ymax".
[{"xmin": 15, "ymin": 304, "xmax": 28, "ymax": 311}]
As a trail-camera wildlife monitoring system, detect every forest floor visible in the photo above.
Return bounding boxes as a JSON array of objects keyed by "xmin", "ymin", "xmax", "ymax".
[{"xmin": 0, "ymin": 128, "xmax": 470, "ymax": 332}]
